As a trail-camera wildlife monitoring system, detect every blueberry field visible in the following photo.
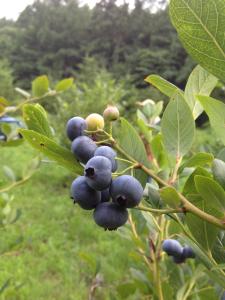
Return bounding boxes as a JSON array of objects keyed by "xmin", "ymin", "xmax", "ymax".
[{"xmin": 0, "ymin": 0, "xmax": 225, "ymax": 299}]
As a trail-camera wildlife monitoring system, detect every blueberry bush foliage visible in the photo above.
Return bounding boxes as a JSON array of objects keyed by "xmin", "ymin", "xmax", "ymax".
[
  {"xmin": 1, "ymin": 0, "xmax": 225, "ymax": 299},
  {"xmin": 0, "ymin": 76, "xmax": 74, "ymax": 294}
]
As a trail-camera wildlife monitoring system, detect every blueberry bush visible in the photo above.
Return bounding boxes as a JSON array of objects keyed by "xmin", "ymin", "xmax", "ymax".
[
  {"xmin": 0, "ymin": 76, "xmax": 73, "ymax": 294},
  {"xmin": 1, "ymin": 0, "xmax": 225, "ymax": 299}
]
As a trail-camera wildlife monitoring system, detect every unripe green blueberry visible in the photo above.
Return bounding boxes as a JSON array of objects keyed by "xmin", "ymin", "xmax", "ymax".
[
  {"xmin": 86, "ymin": 113, "xmax": 104, "ymax": 131},
  {"xmin": 103, "ymin": 105, "xmax": 119, "ymax": 121}
]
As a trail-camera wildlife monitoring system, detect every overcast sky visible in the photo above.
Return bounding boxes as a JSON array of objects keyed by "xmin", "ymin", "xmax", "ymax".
[
  {"xmin": 0, "ymin": 0, "xmax": 136, "ymax": 20},
  {"xmin": 0, "ymin": 0, "xmax": 35, "ymax": 20}
]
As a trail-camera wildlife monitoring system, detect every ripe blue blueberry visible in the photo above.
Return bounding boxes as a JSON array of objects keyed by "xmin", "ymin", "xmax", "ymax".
[
  {"xmin": 182, "ymin": 246, "xmax": 195, "ymax": 259},
  {"xmin": 94, "ymin": 146, "xmax": 117, "ymax": 172},
  {"xmin": 101, "ymin": 188, "xmax": 110, "ymax": 202},
  {"xmin": 66, "ymin": 117, "xmax": 87, "ymax": 141},
  {"xmin": 173, "ymin": 255, "xmax": 186, "ymax": 264},
  {"xmin": 84, "ymin": 156, "xmax": 112, "ymax": 191},
  {"xmin": 93, "ymin": 202, "xmax": 128, "ymax": 230},
  {"xmin": 71, "ymin": 136, "xmax": 97, "ymax": 164},
  {"xmin": 110, "ymin": 175, "xmax": 143, "ymax": 208},
  {"xmin": 71, "ymin": 176, "xmax": 101, "ymax": 210},
  {"xmin": 162, "ymin": 239, "xmax": 183, "ymax": 257}
]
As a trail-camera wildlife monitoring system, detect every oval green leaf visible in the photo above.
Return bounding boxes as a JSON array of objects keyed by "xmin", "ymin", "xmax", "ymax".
[
  {"xmin": 117, "ymin": 118, "xmax": 150, "ymax": 187},
  {"xmin": 184, "ymin": 65, "xmax": 218, "ymax": 119},
  {"xmin": 170, "ymin": 0, "xmax": 225, "ymax": 82},
  {"xmin": 20, "ymin": 129, "xmax": 83, "ymax": 175},
  {"xmin": 161, "ymin": 91, "xmax": 195, "ymax": 157}
]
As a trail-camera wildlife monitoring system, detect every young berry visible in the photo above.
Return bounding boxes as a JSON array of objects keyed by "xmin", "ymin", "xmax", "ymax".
[
  {"xmin": 110, "ymin": 175, "xmax": 143, "ymax": 208},
  {"xmin": 66, "ymin": 117, "xmax": 87, "ymax": 141},
  {"xmin": 93, "ymin": 202, "xmax": 128, "ymax": 230},
  {"xmin": 162, "ymin": 239, "xmax": 183, "ymax": 257},
  {"xmin": 84, "ymin": 156, "xmax": 112, "ymax": 190},
  {"xmin": 86, "ymin": 113, "xmax": 104, "ymax": 131},
  {"xmin": 101, "ymin": 188, "xmax": 110, "ymax": 202},
  {"xmin": 71, "ymin": 176, "xmax": 101, "ymax": 210},
  {"xmin": 71, "ymin": 136, "xmax": 97, "ymax": 164},
  {"xmin": 173, "ymin": 255, "xmax": 186, "ymax": 264},
  {"xmin": 94, "ymin": 146, "xmax": 117, "ymax": 172},
  {"xmin": 103, "ymin": 105, "xmax": 119, "ymax": 121},
  {"xmin": 182, "ymin": 246, "xmax": 195, "ymax": 259}
]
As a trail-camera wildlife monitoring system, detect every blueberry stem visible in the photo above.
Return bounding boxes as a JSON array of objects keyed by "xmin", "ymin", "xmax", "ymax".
[
  {"xmin": 95, "ymin": 139, "xmax": 111, "ymax": 145},
  {"xmin": 136, "ymin": 205, "xmax": 182, "ymax": 215},
  {"xmin": 112, "ymin": 163, "xmax": 139, "ymax": 176},
  {"xmin": 169, "ymin": 155, "xmax": 183, "ymax": 184},
  {"xmin": 128, "ymin": 214, "xmax": 153, "ymax": 265},
  {"xmin": 0, "ymin": 90, "xmax": 59, "ymax": 117},
  {"xmin": 115, "ymin": 157, "xmax": 134, "ymax": 164}
]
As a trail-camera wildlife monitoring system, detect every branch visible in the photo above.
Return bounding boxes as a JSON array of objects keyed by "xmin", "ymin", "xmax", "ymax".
[{"xmin": 112, "ymin": 142, "xmax": 225, "ymax": 230}]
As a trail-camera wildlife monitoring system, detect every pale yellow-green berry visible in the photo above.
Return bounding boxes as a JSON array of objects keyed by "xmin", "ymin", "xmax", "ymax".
[
  {"xmin": 103, "ymin": 105, "xmax": 120, "ymax": 121},
  {"xmin": 86, "ymin": 113, "xmax": 104, "ymax": 131}
]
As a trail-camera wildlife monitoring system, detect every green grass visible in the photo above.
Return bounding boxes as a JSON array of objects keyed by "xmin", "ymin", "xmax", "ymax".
[{"xmin": 0, "ymin": 144, "xmax": 132, "ymax": 300}]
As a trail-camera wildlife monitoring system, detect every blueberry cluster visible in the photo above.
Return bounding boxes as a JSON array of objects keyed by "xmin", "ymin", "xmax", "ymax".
[
  {"xmin": 66, "ymin": 112, "xmax": 143, "ymax": 231},
  {"xmin": 162, "ymin": 239, "xmax": 195, "ymax": 264}
]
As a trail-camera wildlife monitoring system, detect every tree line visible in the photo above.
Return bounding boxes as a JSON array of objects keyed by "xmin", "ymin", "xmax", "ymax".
[{"xmin": 0, "ymin": 0, "xmax": 194, "ymax": 91}]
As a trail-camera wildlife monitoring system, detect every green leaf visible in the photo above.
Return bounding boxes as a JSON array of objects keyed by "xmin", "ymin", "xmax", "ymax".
[
  {"xmin": 136, "ymin": 118, "xmax": 152, "ymax": 143},
  {"xmin": 23, "ymin": 104, "xmax": 53, "ymax": 138},
  {"xmin": 1, "ymin": 123, "xmax": 12, "ymax": 136},
  {"xmin": 212, "ymin": 159, "xmax": 225, "ymax": 190},
  {"xmin": 55, "ymin": 78, "xmax": 74, "ymax": 92},
  {"xmin": 197, "ymin": 95, "xmax": 225, "ymax": 145},
  {"xmin": 179, "ymin": 152, "xmax": 214, "ymax": 173},
  {"xmin": 22, "ymin": 157, "xmax": 41, "ymax": 178},
  {"xmin": 3, "ymin": 166, "xmax": 16, "ymax": 182},
  {"xmin": 0, "ymin": 279, "xmax": 11, "ymax": 294},
  {"xmin": 183, "ymin": 167, "xmax": 211, "ymax": 195},
  {"xmin": 0, "ymin": 139, "xmax": 24, "ymax": 147},
  {"xmin": 117, "ymin": 282, "xmax": 137, "ymax": 298},
  {"xmin": 145, "ymin": 74, "xmax": 182, "ymax": 98},
  {"xmin": 161, "ymin": 91, "xmax": 195, "ymax": 157},
  {"xmin": 195, "ymin": 175, "xmax": 225, "ymax": 212},
  {"xmin": 147, "ymin": 184, "xmax": 162, "ymax": 208},
  {"xmin": 0, "ymin": 97, "xmax": 9, "ymax": 107},
  {"xmin": 117, "ymin": 118, "xmax": 150, "ymax": 187},
  {"xmin": 179, "ymin": 235, "xmax": 225, "ymax": 289},
  {"xmin": 185, "ymin": 194, "xmax": 220, "ymax": 251},
  {"xmin": 211, "ymin": 234, "xmax": 225, "ymax": 264},
  {"xmin": 15, "ymin": 87, "xmax": 30, "ymax": 98},
  {"xmin": 19, "ymin": 129, "xmax": 83, "ymax": 175},
  {"xmin": 184, "ymin": 65, "xmax": 218, "ymax": 119},
  {"xmin": 170, "ymin": 0, "xmax": 225, "ymax": 82},
  {"xmin": 0, "ymin": 97, "xmax": 9, "ymax": 113},
  {"xmin": 217, "ymin": 148, "xmax": 225, "ymax": 162},
  {"xmin": 151, "ymin": 134, "xmax": 169, "ymax": 168},
  {"xmin": 32, "ymin": 75, "xmax": 49, "ymax": 97},
  {"xmin": 160, "ymin": 186, "xmax": 180, "ymax": 208}
]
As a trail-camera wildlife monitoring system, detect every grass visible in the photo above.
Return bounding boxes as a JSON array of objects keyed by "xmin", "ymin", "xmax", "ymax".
[{"xmin": 0, "ymin": 143, "xmax": 132, "ymax": 300}]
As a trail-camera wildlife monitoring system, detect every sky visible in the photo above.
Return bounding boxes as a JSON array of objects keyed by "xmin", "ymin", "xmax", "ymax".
[
  {"xmin": 0, "ymin": 0, "xmax": 35, "ymax": 20},
  {"xmin": 0, "ymin": 0, "xmax": 136, "ymax": 20}
]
